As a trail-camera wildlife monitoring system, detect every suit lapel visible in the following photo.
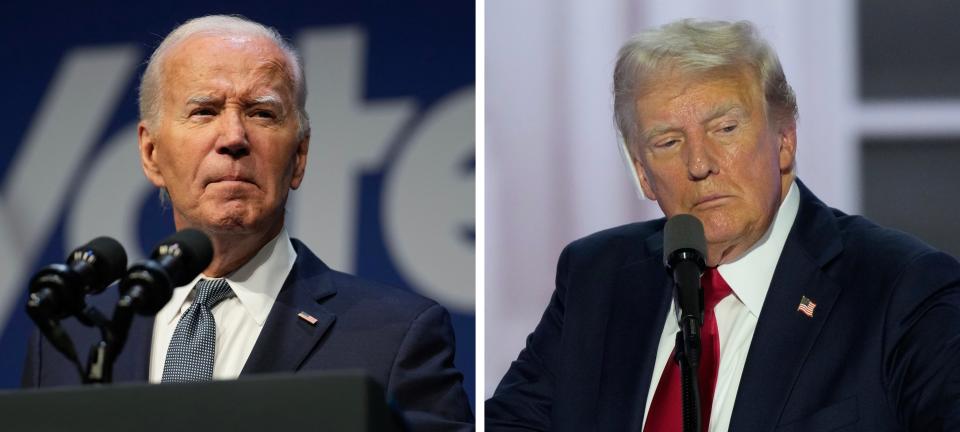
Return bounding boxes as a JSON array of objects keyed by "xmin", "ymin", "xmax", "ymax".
[
  {"xmin": 729, "ymin": 181, "xmax": 845, "ymax": 430},
  {"xmin": 597, "ymin": 231, "xmax": 672, "ymax": 430},
  {"xmin": 241, "ymin": 240, "xmax": 337, "ymax": 375}
]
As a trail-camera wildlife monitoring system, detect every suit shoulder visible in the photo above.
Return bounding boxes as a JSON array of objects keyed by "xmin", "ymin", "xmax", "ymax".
[
  {"xmin": 330, "ymin": 269, "xmax": 435, "ymax": 306},
  {"xmin": 832, "ymin": 210, "xmax": 948, "ymax": 264},
  {"xmin": 291, "ymin": 239, "xmax": 442, "ymax": 321},
  {"xmin": 324, "ymin": 267, "xmax": 444, "ymax": 324},
  {"xmin": 825, "ymin": 210, "xmax": 960, "ymax": 295},
  {"xmin": 562, "ymin": 219, "xmax": 665, "ymax": 262}
]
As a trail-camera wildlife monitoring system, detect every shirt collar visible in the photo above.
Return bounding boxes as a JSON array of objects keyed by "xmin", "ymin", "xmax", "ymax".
[
  {"xmin": 156, "ymin": 227, "xmax": 298, "ymax": 326},
  {"xmin": 716, "ymin": 181, "xmax": 800, "ymax": 317}
]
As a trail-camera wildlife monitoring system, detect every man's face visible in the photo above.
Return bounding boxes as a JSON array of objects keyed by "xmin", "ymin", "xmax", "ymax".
[
  {"xmin": 138, "ymin": 34, "xmax": 308, "ymax": 235},
  {"xmin": 630, "ymin": 67, "xmax": 796, "ymax": 266}
]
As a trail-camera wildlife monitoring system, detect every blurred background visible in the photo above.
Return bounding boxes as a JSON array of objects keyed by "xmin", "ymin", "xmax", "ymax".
[
  {"xmin": 0, "ymin": 0, "xmax": 475, "ymax": 406},
  {"xmin": 486, "ymin": 0, "xmax": 960, "ymax": 396}
]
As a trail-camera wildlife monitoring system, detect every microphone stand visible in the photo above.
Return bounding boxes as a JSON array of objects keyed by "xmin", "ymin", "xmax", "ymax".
[
  {"xmin": 76, "ymin": 305, "xmax": 115, "ymax": 384},
  {"xmin": 670, "ymin": 255, "xmax": 705, "ymax": 432},
  {"xmin": 25, "ymin": 299, "xmax": 116, "ymax": 384},
  {"xmin": 108, "ymin": 297, "xmax": 138, "ymax": 378},
  {"xmin": 40, "ymin": 288, "xmax": 145, "ymax": 385},
  {"xmin": 81, "ymin": 285, "xmax": 148, "ymax": 384},
  {"xmin": 675, "ymin": 320, "xmax": 702, "ymax": 432}
]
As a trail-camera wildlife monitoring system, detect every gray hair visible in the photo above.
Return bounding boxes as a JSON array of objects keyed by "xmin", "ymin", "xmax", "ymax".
[
  {"xmin": 613, "ymin": 19, "xmax": 796, "ymax": 150},
  {"xmin": 138, "ymin": 14, "xmax": 310, "ymax": 140}
]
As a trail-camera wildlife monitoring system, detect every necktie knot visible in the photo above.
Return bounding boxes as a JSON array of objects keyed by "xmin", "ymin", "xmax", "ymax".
[
  {"xmin": 193, "ymin": 278, "xmax": 233, "ymax": 309},
  {"xmin": 702, "ymin": 267, "xmax": 732, "ymax": 310}
]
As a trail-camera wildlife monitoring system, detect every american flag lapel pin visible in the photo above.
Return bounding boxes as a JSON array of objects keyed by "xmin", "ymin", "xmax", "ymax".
[
  {"xmin": 298, "ymin": 311, "xmax": 318, "ymax": 325},
  {"xmin": 797, "ymin": 296, "xmax": 817, "ymax": 318}
]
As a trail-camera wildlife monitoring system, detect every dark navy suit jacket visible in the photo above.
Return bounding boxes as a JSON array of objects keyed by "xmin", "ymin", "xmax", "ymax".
[
  {"xmin": 487, "ymin": 181, "xmax": 960, "ymax": 431},
  {"xmin": 23, "ymin": 239, "xmax": 474, "ymax": 431}
]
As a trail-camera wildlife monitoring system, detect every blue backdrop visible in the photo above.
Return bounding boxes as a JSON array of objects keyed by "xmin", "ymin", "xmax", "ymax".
[{"xmin": 0, "ymin": 0, "xmax": 475, "ymax": 406}]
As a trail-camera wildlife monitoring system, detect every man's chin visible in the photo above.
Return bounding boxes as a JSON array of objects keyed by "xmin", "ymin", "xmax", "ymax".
[
  {"xmin": 173, "ymin": 203, "xmax": 283, "ymax": 237},
  {"xmin": 181, "ymin": 208, "xmax": 257, "ymax": 234},
  {"xmin": 208, "ymin": 213, "xmax": 258, "ymax": 232}
]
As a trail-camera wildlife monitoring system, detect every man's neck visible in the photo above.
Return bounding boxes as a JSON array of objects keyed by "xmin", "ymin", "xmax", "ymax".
[{"xmin": 182, "ymin": 218, "xmax": 285, "ymax": 278}]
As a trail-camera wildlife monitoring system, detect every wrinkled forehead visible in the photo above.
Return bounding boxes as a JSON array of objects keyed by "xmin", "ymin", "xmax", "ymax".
[{"xmin": 161, "ymin": 33, "xmax": 296, "ymax": 101}]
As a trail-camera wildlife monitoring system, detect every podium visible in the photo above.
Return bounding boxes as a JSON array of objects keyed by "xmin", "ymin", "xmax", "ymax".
[{"xmin": 0, "ymin": 371, "xmax": 405, "ymax": 431}]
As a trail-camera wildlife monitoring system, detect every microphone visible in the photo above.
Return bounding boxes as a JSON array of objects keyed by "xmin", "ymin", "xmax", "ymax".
[
  {"xmin": 663, "ymin": 214, "xmax": 708, "ymax": 432},
  {"xmin": 26, "ymin": 237, "xmax": 127, "ymax": 375},
  {"xmin": 663, "ymin": 214, "xmax": 707, "ymax": 330},
  {"xmin": 117, "ymin": 229, "xmax": 213, "ymax": 315},
  {"xmin": 664, "ymin": 213, "xmax": 707, "ymax": 370},
  {"xmin": 27, "ymin": 237, "xmax": 128, "ymax": 320}
]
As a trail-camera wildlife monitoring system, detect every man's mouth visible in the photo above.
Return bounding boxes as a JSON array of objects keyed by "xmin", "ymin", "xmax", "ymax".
[
  {"xmin": 208, "ymin": 174, "xmax": 254, "ymax": 185},
  {"xmin": 694, "ymin": 194, "xmax": 731, "ymax": 208}
]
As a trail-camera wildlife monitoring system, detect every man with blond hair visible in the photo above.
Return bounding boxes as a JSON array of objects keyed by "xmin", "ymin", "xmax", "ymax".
[{"xmin": 488, "ymin": 19, "xmax": 960, "ymax": 431}]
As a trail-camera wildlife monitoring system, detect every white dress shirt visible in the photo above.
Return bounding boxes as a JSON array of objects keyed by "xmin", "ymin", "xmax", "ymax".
[
  {"xmin": 149, "ymin": 228, "xmax": 298, "ymax": 382},
  {"xmin": 642, "ymin": 181, "xmax": 800, "ymax": 431}
]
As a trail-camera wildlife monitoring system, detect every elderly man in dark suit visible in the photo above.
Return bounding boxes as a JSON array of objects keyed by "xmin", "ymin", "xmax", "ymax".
[
  {"xmin": 23, "ymin": 14, "xmax": 472, "ymax": 430},
  {"xmin": 487, "ymin": 19, "xmax": 960, "ymax": 431}
]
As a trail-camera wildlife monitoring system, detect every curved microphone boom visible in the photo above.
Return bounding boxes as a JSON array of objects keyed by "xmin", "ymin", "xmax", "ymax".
[{"xmin": 117, "ymin": 228, "xmax": 214, "ymax": 315}]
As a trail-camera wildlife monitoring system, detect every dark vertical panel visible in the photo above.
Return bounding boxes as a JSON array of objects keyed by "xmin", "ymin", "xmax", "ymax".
[
  {"xmin": 859, "ymin": 0, "xmax": 960, "ymax": 99},
  {"xmin": 862, "ymin": 138, "xmax": 960, "ymax": 257}
]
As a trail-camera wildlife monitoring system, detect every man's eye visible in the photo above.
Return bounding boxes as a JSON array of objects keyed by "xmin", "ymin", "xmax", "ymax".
[
  {"xmin": 655, "ymin": 139, "xmax": 679, "ymax": 148},
  {"xmin": 251, "ymin": 110, "xmax": 276, "ymax": 119},
  {"xmin": 719, "ymin": 124, "xmax": 737, "ymax": 133},
  {"xmin": 191, "ymin": 108, "xmax": 216, "ymax": 116}
]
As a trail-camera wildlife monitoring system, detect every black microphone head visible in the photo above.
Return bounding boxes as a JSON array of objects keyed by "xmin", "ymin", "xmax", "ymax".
[
  {"xmin": 27, "ymin": 237, "xmax": 127, "ymax": 320},
  {"xmin": 118, "ymin": 229, "xmax": 213, "ymax": 316},
  {"xmin": 663, "ymin": 213, "xmax": 707, "ymax": 269},
  {"xmin": 68, "ymin": 236, "xmax": 128, "ymax": 294},
  {"xmin": 27, "ymin": 264, "xmax": 77, "ymax": 320},
  {"xmin": 152, "ymin": 228, "xmax": 213, "ymax": 287}
]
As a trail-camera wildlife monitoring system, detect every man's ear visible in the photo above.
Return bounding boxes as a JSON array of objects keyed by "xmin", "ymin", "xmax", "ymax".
[
  {"xmin": 632, "ymin": 154, "xmax": 657, "ymax": 201},
  {"xmin": 289, "ymin": 133, "xmax": 310, "ymax": 190},
  {"xmin": 777, "ymin": 119, "xmax": 798, "ymax": 174},
  {"xmin": 138, "ymin": 121, "xmax": 166, "ymax": 188}
]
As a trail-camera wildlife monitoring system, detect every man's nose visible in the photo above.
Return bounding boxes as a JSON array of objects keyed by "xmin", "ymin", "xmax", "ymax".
[
  {"xmin": 216, "ymin": 110, "xmax": 251, "ymax": 159},
  {"xmin": 685, "ymin": 134, "xmax": 719, "ymax": 180}
]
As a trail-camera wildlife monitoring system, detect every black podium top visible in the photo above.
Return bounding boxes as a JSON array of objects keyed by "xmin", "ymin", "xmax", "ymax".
[{"xmin": 0, "ymin": 371, "xmax": 405, "ymax": 432}]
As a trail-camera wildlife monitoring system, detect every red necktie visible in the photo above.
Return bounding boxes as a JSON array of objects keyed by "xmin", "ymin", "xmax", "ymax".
[{"xmin": 644, "ymin": 267, "xmax": 732, "ymax": 432}]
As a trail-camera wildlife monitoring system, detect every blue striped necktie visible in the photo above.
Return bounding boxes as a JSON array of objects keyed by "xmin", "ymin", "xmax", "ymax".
[{"xmin": 161, "ymin": 278, "xmax": 233, "ymax": 382}]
